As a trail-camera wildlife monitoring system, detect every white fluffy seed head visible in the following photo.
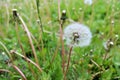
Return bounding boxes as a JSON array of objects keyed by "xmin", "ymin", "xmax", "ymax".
[
  {"xmin": 84, "ymin": 0, "xmax": 93, "ymax": 5},
  {"xmin": 63, "ymin": 23, "xmax": 92, "ymax": 47}
]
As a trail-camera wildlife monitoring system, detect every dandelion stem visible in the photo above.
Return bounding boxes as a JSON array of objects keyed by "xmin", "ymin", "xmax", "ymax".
[
  {"xmin": 12, "ymin": 64, "xmax": 27, "ymax": 80},
  {"xmin": 10, "ymin": 50, "xmax": 42, "ymax": 72},
  {"xmin": 12, "ymin": 9, "xmax": 39, "ymax": 65},
  {"xmin": 14, "ymin": 15, "xmax": 26, "ymax": 56},
  {"xmin": 13, "ymin": 14, "xmax": 40, "ymax": 79},
  {"xmin": 64, "ymin": 46, "xmax": 73, "ymax": 80},
  {"xmin": 58, "ymin": 0, "xmax": 65, "ymax": 74}
]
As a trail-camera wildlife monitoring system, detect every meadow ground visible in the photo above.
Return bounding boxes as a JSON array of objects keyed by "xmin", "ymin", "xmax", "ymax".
[{"xmin": 0, "ymin": 0, "xmax": 120, "ymax": 80}]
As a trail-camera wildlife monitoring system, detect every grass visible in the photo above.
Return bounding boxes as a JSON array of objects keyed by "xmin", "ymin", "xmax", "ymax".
[{"xmin": 0, "ymin": 0, "xmax": 120, "ymax": 80}]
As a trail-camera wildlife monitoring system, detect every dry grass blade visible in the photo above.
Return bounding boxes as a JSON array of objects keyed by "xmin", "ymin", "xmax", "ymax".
[
  {"xmin": 92, "ymin": 69, "xmax": 109, "ymax": 80},
  {"xmin": 0, "ymin": 69, "xmax": 12, "ymax": 74},
  {"xmin": 90, "ymin": 59, "xmax": 104, "ymax": 71}
]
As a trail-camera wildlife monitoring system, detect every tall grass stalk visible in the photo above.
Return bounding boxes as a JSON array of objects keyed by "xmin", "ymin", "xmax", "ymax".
[
  {"xmin": 36, "ymin": 0, "xmax": 43, "ymax": 33},
  {"xmin": 51, "ymin": 41, "xmax": 60, "ymax": 63},
  {"xmin": 5, "ymin": 3, "xmax": 9, "ymax": 28},
  {"xmin": 0, "ymin": 41, "xmax": 13, "ymax": 61},
  {"xmin": 109, "ymin": 0, "xmax": 115, "ymax": 37}
]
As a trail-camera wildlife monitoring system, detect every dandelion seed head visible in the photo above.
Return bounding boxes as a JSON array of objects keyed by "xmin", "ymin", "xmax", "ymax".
[
  {"xmin": 63, "ymin": 23, "xmax": 92, "ymax": 47},
  {"xmin": 84, "ymin": 0, "xmax": 93, "ymax": 5}
]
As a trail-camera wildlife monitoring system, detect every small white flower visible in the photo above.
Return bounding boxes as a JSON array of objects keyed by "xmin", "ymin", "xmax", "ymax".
[
  {"xmin": 63, "ymin": 23, "xmax": 92, "ymax": 47},
  {"xmin": 2, "ymin": 52, "xmax": 5, "ymax": 55},
  {"xmin": 84, "ymin": 0, "xmax": 93, "ymax": 5}
]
